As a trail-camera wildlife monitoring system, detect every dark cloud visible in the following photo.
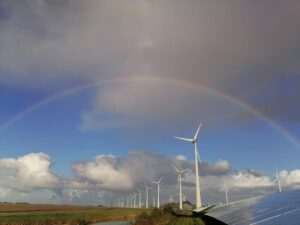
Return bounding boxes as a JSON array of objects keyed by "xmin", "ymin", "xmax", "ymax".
[{"xmin": 0, "ymin": 0, "xmax": 299, "ymax": 127}]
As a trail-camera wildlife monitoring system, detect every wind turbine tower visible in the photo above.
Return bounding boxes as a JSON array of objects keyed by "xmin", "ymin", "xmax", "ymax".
[
  {"xmin": 133, "ymin": 193, "xmax": 137, "ymax": 208},
  {"xmin": 152, "ymin": 177, "xmax": 163, "ymax": 208},
  {"xmin": 144, "ymin": 183, "xmax": 151, "ymax": 209},
  {"xmin": 274, "ymin": 168, "xmax": 282, "ymax": 193},
  {"xmin": 224, "ymin": 182, "xmax": 229, "ymax": 205},
  {"xmin": 172, "ymin": 163, "xmax": 188, "ymax": 210},
  {"xmin": 138, "ymin": 188, "xmax": 143, "ymax": 208},
  {"xmin": 174, "ymin": 123, "xmax": 202, "ymax": 208}
]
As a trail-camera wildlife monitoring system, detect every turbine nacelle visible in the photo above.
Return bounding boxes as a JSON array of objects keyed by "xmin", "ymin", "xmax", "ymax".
[
  {"xmin": 171, "ymin": 163, "xmax": 188, "ymax": 175},
  {"xmin": 152, "ymin": 176, "xmax": 163, "ymax": 184},
  {"xmin": 174, "ymin": 123, "xmax": 201, "ymax": 144}
]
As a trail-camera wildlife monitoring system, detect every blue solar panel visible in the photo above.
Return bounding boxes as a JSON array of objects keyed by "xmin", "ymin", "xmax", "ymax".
[{"xmin": 207, "ymin": 189, "xmax": 300, "ymax": 225}]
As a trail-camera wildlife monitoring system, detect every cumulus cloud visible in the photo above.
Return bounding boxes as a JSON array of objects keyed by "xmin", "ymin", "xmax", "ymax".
[
  {"xmin": 280, "ymin": 169, "xmax": 300, "ymax": 188},
  {"xmin": 0, "ymin": 151, "xmax": 300, "ymax": 204},
  {"xmin": 0, "ymin": 187, "xmax": 10, "ymax": 198},
  {"xmin": 71, "ymin": 150, "xmax": 233, "ymax": 193},
  {"xmin": 0, "ymin": 152, "xmax": 61, "ymax": 192},
  {"xmin": 68, "ymin": 150, "xmax": 300, "ymax": 203}
]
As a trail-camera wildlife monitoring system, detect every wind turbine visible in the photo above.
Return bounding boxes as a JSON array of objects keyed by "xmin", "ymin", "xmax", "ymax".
[
  {"xmin": 126, "ymin": 196, "xmax": 129, "ymax": 208},
  {"xmin": 133, "ymin": 193, "xmax": 137, "ymax": 208},
  {"xmin": 152, "ymin": 177, "xmax": 163, "ymax": 208},
  {"xmin": 138, "ymin": 188, "xmax": 143, "ymax": 208},
  {"xmin": 169, "ymin": 194, "xmax": 174, "ymax": 203},
  {"xmin": 224, "ymin": 181, "xmax": 229, "ymax": 205},
  {"xmin": 130, "ymin": 194, "xmax": 133, "ymax": 208},
  {"xmin": 144, "ymin": 183, "xmax": 151, "ymax": 208},
  {"xmin": 174, "ymin": 123, "xmax": 202, "ymax": 208},
  {"xmin": 274, "ymin": 168, "xmax": 282, "ymax": 193},
  {"xmin": 172, "ymin": 163, "xmax": 188, "ymax": 210}
]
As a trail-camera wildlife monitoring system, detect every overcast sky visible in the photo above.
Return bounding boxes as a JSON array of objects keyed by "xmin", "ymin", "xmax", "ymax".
[{"xmin": 0, "ymin": 0, "xmax": 300, "ymax": 205}]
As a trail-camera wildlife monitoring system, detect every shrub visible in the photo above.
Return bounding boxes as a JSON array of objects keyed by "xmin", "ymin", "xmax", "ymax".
[
  {"xmin": 163, "ymin": 204, "xmax": 173, "ymax": 214},
  {"xmin": 150, "ymin": 207, "xmax": 163, "ymax": 219}
]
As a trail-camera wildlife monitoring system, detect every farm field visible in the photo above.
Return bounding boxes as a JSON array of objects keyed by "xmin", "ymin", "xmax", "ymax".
[{"xmin": 0, "ymin": 204, "xmax": 142, "ymax": 225}]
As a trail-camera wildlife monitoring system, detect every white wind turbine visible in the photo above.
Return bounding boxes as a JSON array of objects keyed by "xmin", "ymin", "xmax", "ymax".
[
  {"xmin": 138, "ymin": 188, "xmax": 143, "ymax": 208},
  {"xmin": 223, "ymin": 181, "xmax": 229, "ymax": 205},
  {"xmin": 126, "ymin": 196, "xmax": 129, "ymax": 208},
  {"xmin": 152, "ymin": 177, "xmax": 163, "ymax": 208},
  {"xmin": 144, "ymin": 183, "xmax": 152, "ymax": 209},
  {"xmin": 172, "ymin": 163, "xmax": 188, "ymax": 210},
  {"xmin": 274, "ymin": 168, "xmax": 282, "ymax": 193},
  {"xmin": 174, "ymin": 123, "xmax": 202, "ymax": 209},
  {"xmin": 130, "ymin": 194, "xmax": 133, "ymax": 208},
  {"xmin": 133, "ymin": 193, "xmax": 137, "ymax": 208}
]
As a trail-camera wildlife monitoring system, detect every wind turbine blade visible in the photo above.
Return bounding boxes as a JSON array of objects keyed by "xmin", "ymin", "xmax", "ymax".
[
  {"xmin": 174, "ymin": 136, "xmax": 194, "ymax": 142},
  {"xmin": 181, "ymin": 169, "xmax": 189, "ymax": 174},
  {"xmin": 194, "ymin": 123, "xmax": 202, "ymax": 140},
  {"xmin": 171, "ymin": 163, "xmax": 180, "ymax": 173},
  {"xmin": 159, "ymin": 176, "xmax": 163, "ymax": 183}
]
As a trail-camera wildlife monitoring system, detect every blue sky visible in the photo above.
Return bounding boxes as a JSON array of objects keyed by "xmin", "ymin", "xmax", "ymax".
[{"xmin": 0, "ymin": 0, "xmax": 299, "ymax": 205}]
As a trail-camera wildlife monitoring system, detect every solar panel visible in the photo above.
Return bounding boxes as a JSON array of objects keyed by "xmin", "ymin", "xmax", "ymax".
[{"xmin": 207, "ymin": 189, "xmax": 300, "ymax": 225}]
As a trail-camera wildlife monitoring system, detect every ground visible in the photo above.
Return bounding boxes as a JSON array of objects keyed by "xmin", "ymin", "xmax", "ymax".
[{"xmin": 0, "ymin": 203, "xmax": 142, "ymax": 225}]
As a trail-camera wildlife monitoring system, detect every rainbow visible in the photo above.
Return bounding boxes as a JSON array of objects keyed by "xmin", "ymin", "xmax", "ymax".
[{"xmin": 1, "ymin": 76, "xmax": 299, "ymax": 148}]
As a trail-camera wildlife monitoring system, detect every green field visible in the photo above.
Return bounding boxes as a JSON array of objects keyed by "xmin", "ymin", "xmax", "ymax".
[
  {"xmin": 0, "ymin": 204, "xmax": 142, "ymax": 225},
  {"xmin": 0, "ymin": 203, "xmax": 224, "ymax": 225}
]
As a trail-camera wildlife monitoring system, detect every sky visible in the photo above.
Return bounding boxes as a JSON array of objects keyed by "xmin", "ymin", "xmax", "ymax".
[{"xmin": 0, "ymin": 0, "xmax": 300, "ymax": 205}]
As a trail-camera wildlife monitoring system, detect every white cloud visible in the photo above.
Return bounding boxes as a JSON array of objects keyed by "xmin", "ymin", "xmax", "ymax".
[
  {"xmin": 0, "ymin": 151, "xmax": 299, "ymax": 204},
  {"xmin": 228, "ymin": 170, "xmax": 273, "ymax": 189},
  {"xmin": 0, "ymin": 187, "xmax": 10, "ymax": 198},
  {"xmin": 71, "ymin": 150, "xmax": 233, "ymax": 192},
  {"xmin": 72, "ymin": 154, "xmax": 132, "ymax": 191},
  {"xmin": 0, "ymin": 152, "xmax": 61, "ymax": 192},
  {"xmin": 175, "ymin": 155, "xmax": 187, "ymax": 161},
  {"xmin": 279, "ymin": 169, "xmax": 300, "ymax": 188}
]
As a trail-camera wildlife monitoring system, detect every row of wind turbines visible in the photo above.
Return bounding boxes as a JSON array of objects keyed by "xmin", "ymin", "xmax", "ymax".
[
  {"xmin": 108, "ymin": 123, "xmax": 282, "ymax": 210},
  {"xmin": 111, "ymin": 123, "xmax": 204, "ymax": 210}
]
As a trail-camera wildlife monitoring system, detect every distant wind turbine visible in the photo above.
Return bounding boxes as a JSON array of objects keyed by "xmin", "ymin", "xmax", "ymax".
[
  {"xmin": 169, "ymin": 194, "xmax": 174, "ymax": 203},
  {"xmin": 172, "ymin": 163, "xmax": 188, "ymax": 210},
  {"xmin": 174, "ymin": 123, "xmax": 202, "ymax": 208},
  {"xmin": 130, "ymin": 194, "xmax": 133, "ymax": 208},
  {"xmin": 224, "ymin": 181, "xmax": 229, "ymax": 205},
  {"xmin": 152, "ymin": 177, "xmax": 163, "ymax": 208},
  {"xmin": 138, "ymin": 188, "xmax": 143, "ymax": 208},
  {"xmin": 144, "ymin": 183, "xmax": 151, "ymax": 209},
  {"xmin": 133, "ymin": 193, "xmax": 137, "ymax": 208},
  {"xmin": 274, "ymin": 168, "xmax": 282, "ymax": 193}
]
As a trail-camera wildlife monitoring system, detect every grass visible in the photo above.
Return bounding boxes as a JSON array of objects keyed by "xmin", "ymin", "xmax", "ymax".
[
  {"xmin": 133, "ymin": 204, "xmax": 225, "ymax": 225},
  {"xmin": 168, "ymin": 218, "xmax": 205, "ymax": 225},
  {"xmin": 0, "ymin": 203, "xmax": 142, "ymax": 225},
  {"xmin": 133, "ymin": 205, "xmax": 206, "ymax": 225}
]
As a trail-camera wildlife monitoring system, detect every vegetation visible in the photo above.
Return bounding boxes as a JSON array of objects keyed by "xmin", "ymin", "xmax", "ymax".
[
  {"xmin": 134, "ymin": 204, "xmax": 224, "ymax": 225},
  {"xmin": 0, "ymin": 203, "xmax": 142, "ymax": 225},
  {"xmin": 168, "ymin": 218, "xmax": 205, "ymax": 225},
  {"xmin": 0, "ymin": 203, "xmax": 223, "ymax": 225}
]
